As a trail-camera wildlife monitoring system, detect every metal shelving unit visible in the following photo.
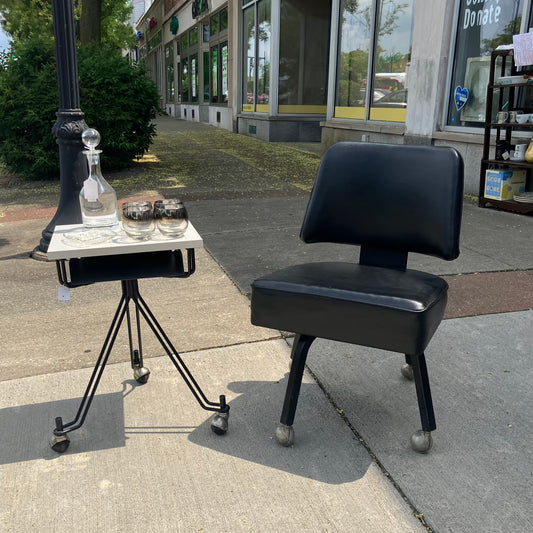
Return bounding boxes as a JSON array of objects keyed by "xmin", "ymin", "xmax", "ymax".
[{"xmin": 479, "ymin": 49, "xmax": 533, "ymax": 214}]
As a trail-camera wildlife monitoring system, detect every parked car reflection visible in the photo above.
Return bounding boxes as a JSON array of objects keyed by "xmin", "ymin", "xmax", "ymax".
[{"xmin": 373, "ymin": 89, "xmax": 408, "ymax": 108}]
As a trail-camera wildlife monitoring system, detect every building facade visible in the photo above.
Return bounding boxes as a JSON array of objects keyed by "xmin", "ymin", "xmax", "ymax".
[{"xmin": 137, "ymin": 0, "xmax": 533, "ymax": 194}]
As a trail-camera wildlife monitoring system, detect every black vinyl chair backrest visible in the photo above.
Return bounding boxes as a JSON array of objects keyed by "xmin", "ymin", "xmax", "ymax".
[{"xmin": 301, "ymin": 142, "xmax": 464, "ymax": 266}]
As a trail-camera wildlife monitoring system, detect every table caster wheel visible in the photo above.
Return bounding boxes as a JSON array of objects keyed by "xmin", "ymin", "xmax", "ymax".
[
  {"xmin": 134, "ymin": 367, "xmax": 150, "ymax": 384},
  {"xmin": 401, "ymin": 363, "xmax": 414, "ymax": 380},
  {"xmin": 211, "ymin": 411, "xmax": 229, "ymax": 435},
  {"xmin": 50, "ymin": 434, "xmax": 70, "ymax": 453},
  {"xmin": 411, "ymin": 430, "xmax": 432, "ymax": 453},
  {"xmin": 275, "ymin": 424, "xmax": 294, "ymax": 447}
]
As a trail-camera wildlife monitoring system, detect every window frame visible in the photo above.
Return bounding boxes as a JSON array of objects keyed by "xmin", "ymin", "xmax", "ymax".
[
  {"xmin": 334, "ymin": 0, "xmax": 414, "ymax": 123},
  {"xmin": 442, "ymin": 0, "xmax": 532, "ymax": 134},
  {"xmin": 207, "ymin": 6, "xmax": 229, "ymax": 106},
  {"xmin": 241, "ymin": 0, "xmax": 271, "ymax": 113}
]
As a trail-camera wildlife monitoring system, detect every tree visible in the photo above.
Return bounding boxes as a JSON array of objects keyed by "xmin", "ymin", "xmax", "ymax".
[
  {"xmin": 351, "ymin": 0, "xmax": 409, "ymax": 39},
  {"xmin": 0, "ymin": 0, "xmax": 135, "ymax": 49},
  {"xmin": 81, "ymin": 0, "xmax": 102, "ymax": 44},
  {"xmin": 0, "ymin": 0, "xmax": 53, "ymax": 43},
  {"xmin": 0, "ymin": 37, "xmax": 160, "ymax": 179}
]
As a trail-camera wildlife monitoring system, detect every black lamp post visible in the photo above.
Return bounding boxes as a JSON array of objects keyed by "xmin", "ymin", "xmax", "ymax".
[{"xmin": 33, "ymin": 0, "xmax": 88, "ymax": 257}]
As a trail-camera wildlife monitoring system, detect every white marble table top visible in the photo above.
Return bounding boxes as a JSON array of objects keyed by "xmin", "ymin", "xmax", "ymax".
[{"xmin": 48, "ymin": 222, "xmax": 204, "ymax": 260}]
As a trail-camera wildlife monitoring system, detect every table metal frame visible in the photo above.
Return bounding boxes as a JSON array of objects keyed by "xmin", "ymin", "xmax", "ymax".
[{"xmin": 48, "ymin": 226, "xmax": 229, "ymax": 453}]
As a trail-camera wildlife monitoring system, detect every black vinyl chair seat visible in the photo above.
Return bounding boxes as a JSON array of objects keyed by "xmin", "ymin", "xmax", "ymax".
[
  {"xmin": 251, "ymin": 262, "xmax": 448, "ymax": 355},
  {"xmin": 250, "ymin": 141, "xmax": 464, "ymax": 453}
]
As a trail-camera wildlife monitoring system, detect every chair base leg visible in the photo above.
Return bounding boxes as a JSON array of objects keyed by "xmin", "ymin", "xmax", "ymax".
[
  {"xmin": 275, "ymin": 424, "xmax": 295, "ymax": 447},
  {"xmin": 133, "ymin": 364, "xmax": 150, "ymax": 384},
  {"xmin": 276, "ymin": 334, "xmax": 315, "ymax": 446},
  {"xmin": 411, "ymin": 430, "xmax": 433, "ymax": 453},
  {"xmin": 409, "ymin": 352, "xmax": 436, "ymax": 453},
  {"xmin": 211, "ymin": 410, "xmax": 230, "ymax": 435},
  {"xmin": 401, "ymin": 363, "xmax": 414, "ymax": 380}
]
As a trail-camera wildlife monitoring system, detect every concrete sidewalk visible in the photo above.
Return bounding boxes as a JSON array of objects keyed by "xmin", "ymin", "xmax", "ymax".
[{"xmin": 1, "ymin": 117, "xmax": 532, "ymax": 532}]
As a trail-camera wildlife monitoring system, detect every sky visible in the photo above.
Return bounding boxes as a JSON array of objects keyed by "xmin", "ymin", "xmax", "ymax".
[
  {"xmin": 0, "ymin": 30, "xmax": 9, "ymax": 52},
  {"xmin": 0, "ymin": 21, "xmax": 10, "ymax": 52}
]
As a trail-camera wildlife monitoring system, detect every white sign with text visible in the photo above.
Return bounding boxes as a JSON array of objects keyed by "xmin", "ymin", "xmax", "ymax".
[{"xmin": 513, "ymin": 32, "xmax": 533, "ymax": 67}]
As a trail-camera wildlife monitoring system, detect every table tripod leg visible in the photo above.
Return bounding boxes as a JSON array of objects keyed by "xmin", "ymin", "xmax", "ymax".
[
  {"xmin": 132, "ymin": 288, "xmax": 229, "ymax": 434},
  {"xmin": 125, "ymin": 281, "xmax": 150, "ymax": 384},
  {"xmin": 50, "ymin": 294, "xmax": 129, "ymax": 453}
]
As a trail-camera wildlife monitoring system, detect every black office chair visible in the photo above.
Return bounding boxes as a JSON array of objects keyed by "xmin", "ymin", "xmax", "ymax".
[{"xmin": 251, "ymin": 142, "xmax": 463, "ymax": 452}]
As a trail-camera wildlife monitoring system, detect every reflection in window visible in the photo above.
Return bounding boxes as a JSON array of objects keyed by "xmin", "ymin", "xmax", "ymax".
[
  {"xmin": 191, "ymin": 54, "xmax": 198, "ymax": 102},
  {"xmin": 242, "ymin": 0, "xmax": 271, "ymax": 112},
  {"xmin": 370, "ymin": 0, "xmax": 413, "ymax": 121},
  {"xmin": 243, "ymin": 5, "xmax": 255, "ymax": 110},
  {"xmin": 221, "ymin": 43, "xmax": 228, "ymax": 103},
  {"xmin": 211, "ymin": 47, "xmax": 219, "ymax": 103},
  {"xmin": 204, "ymin": 51, "xmax": 210, "ymax": 102},
  {"xmin": 167, "ymin": 64, "xmax": 174, "ymax": 102},
  {"xmin": 190, "ymin": 27, "xmax": 198, "ymax": 47},
  {"xmin": 336, "ymin": 0, "xmax": 413, "ymax": 122},
  {"xmin": 211, "ymin": 13, "xmax": 219, "ymax": 36},
  {"xmin": 336, "ymin": 0, "xmax": 371, "ymax": 113},
  {"xmin": 166, "ymin": 43, "xmax": 174, "ymax": 103},
  {"xmin": 210, "ymin": 43, "xmax": 228, "ymax": 104},
  {"xmin": 220, "ymin": 8, "xmax": 228, "ymax": 31},
  {"xmin": 279, "ymin": 0, "xmax": 330, "ymax": 114},
  {"xmin": 447, "ymin": 0, "xmax": 523, "ymax": 127},
  {"xmin": 182, "ymin": 57, "xmax": 189, "ymax": 102},
  {"xmin": 257, "ymin": 0, "xmax": 271, "ymax": 110}
]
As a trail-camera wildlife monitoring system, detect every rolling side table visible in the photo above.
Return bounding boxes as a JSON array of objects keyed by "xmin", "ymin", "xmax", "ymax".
[{"xmin": 47, "ymin": 223, "xmax": 229, "ymax": 453}]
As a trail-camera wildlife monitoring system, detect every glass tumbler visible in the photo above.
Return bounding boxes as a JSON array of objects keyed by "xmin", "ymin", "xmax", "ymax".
[
  {"xmin": 154, "ymin": 199, "xmax": 189, "ymax": 237},
  {"xmin": 121, "ymin": 201, "xmax": 155, "ymax": 240}
]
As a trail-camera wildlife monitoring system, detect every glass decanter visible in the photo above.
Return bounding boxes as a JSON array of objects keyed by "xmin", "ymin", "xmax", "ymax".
[{"xmin": 79, "ymin": 128, "xmax": 119, "ymax": 228}]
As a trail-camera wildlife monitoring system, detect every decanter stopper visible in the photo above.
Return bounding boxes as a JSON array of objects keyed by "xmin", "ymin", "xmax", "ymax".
[
  {"xmin": 82, "ymin": 128, "xmax": 101, "ymax": 150},
  {"xmin": 79, "ymin": 128, "xmax": 119, "ymax": 228}
]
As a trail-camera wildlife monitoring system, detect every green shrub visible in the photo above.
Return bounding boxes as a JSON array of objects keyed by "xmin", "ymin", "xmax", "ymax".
[
  {"xmin": 0, "ymin": 38, "xmax": 160, "ymax": 180},
  {"xmin": 0, "ymin": 38, "xmax": 59, "ymax": 179},
  {"xmin": 78, "ymin": 44, "xmax": 160, "ymax": 170}
]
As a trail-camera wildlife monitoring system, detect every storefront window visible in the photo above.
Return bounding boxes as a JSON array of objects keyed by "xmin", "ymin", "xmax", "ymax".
[
  {"xmin": 182, "ymin": 57, "xmax": 189, "ymax": 101},
  {"xmin": 221, "ymin": 43, "xmax": 228, "ymax": 103},
  {"xmin": 242, "ymin": 0, "xmax": 271, "ymax": 112},
  {"xmin": 179, "ymin": 24, "xmax": 201, "ymax": 104},
  {"xmin": 166, "ymin": 43, "xmax": 174, "ymax": 103},
  {"xmin": 447, "ymin": 0, "xmax": 524, "ymax": 127},
  {"xmin": 212, "ymin": 46, "xmax": 219, "ymax": 102},
  {"xmin": 220, "ymin": 8, "xmax": 229, "ymax": 31},
  {"xmin": 206, "ymin": 6, "xmax": 229, "ymax": 106},
  {"xmin": 204, "ymin": 51, "xmax": 210, "ymax": 102},
  {"xmin": 278, "ymin": 0, "xmax": 330, "ymax": 114},
  {"xmin": 211, "ymin": 13, "xmax": 219, "ymax": 35},
  {"xmin": 210, "ymin": 42, "xmax": 229, "ymax": 104},
  {"xmin": 335, "ymin": 0, "xmax": 414, "ymax": 122},
  {"xmin": 191, "ymin": 54, "xmax": 198, "ymax": 102},
  {"xmin": 180, "ymin": 33, "xmax": 188, "ymax": 52},
  {"xmin": 190, "ymin": 27, "xmax": 198, "ymax": 47}
]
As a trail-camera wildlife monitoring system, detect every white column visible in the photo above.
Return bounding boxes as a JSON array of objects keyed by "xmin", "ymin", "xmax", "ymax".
[
  {"xmin": 405, "ymin": 0, "xmax": 456, "ymax": 136},
  {"xmin": 326, "ymin": 0, "xmax": 340, "ymax": 121},
  {"xmin": 270, "ymin": 0, "xmax": 281, "ymax": 116}
]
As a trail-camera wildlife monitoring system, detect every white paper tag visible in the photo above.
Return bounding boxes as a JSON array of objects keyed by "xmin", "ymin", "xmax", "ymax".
[
  {"xmin": 58, "ymin": 286, "xmax": 71, "ymax": 302},
  {"xmin": 83, "ymin": 178, "xmax": 99, "ymax": 202}
]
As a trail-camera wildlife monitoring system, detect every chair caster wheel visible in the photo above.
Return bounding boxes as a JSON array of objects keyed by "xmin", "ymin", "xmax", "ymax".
[
  {"xmin": 275, "ymin": 424, "xmax": 294, "ymax": 447},
  {"xmin": 411, "ymin": 430, "xmax": 432, "ymax": 453},
  {"xmin": 401, "ymin": 363, "xmax": 414, "ymax": 380},
  {"xmin": 50, "ymin": 434, "xmax": 70, "ymax": 453},
  {"xmin": 134, "ymin": 367, "xmax": 150, "ymax": 384},
  {"xmin": 211, "ymin": 411, "xmax": 229, "ymax": 435}
]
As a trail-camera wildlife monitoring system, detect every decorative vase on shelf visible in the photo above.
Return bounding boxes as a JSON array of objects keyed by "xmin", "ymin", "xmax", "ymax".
[
  {"xmin": 525, "ymin": 137, "xmax": 533, "ymax": 163},
  {"xmin": 79, "ymin": 128, "xmax": 119, "ymax": 228}
]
